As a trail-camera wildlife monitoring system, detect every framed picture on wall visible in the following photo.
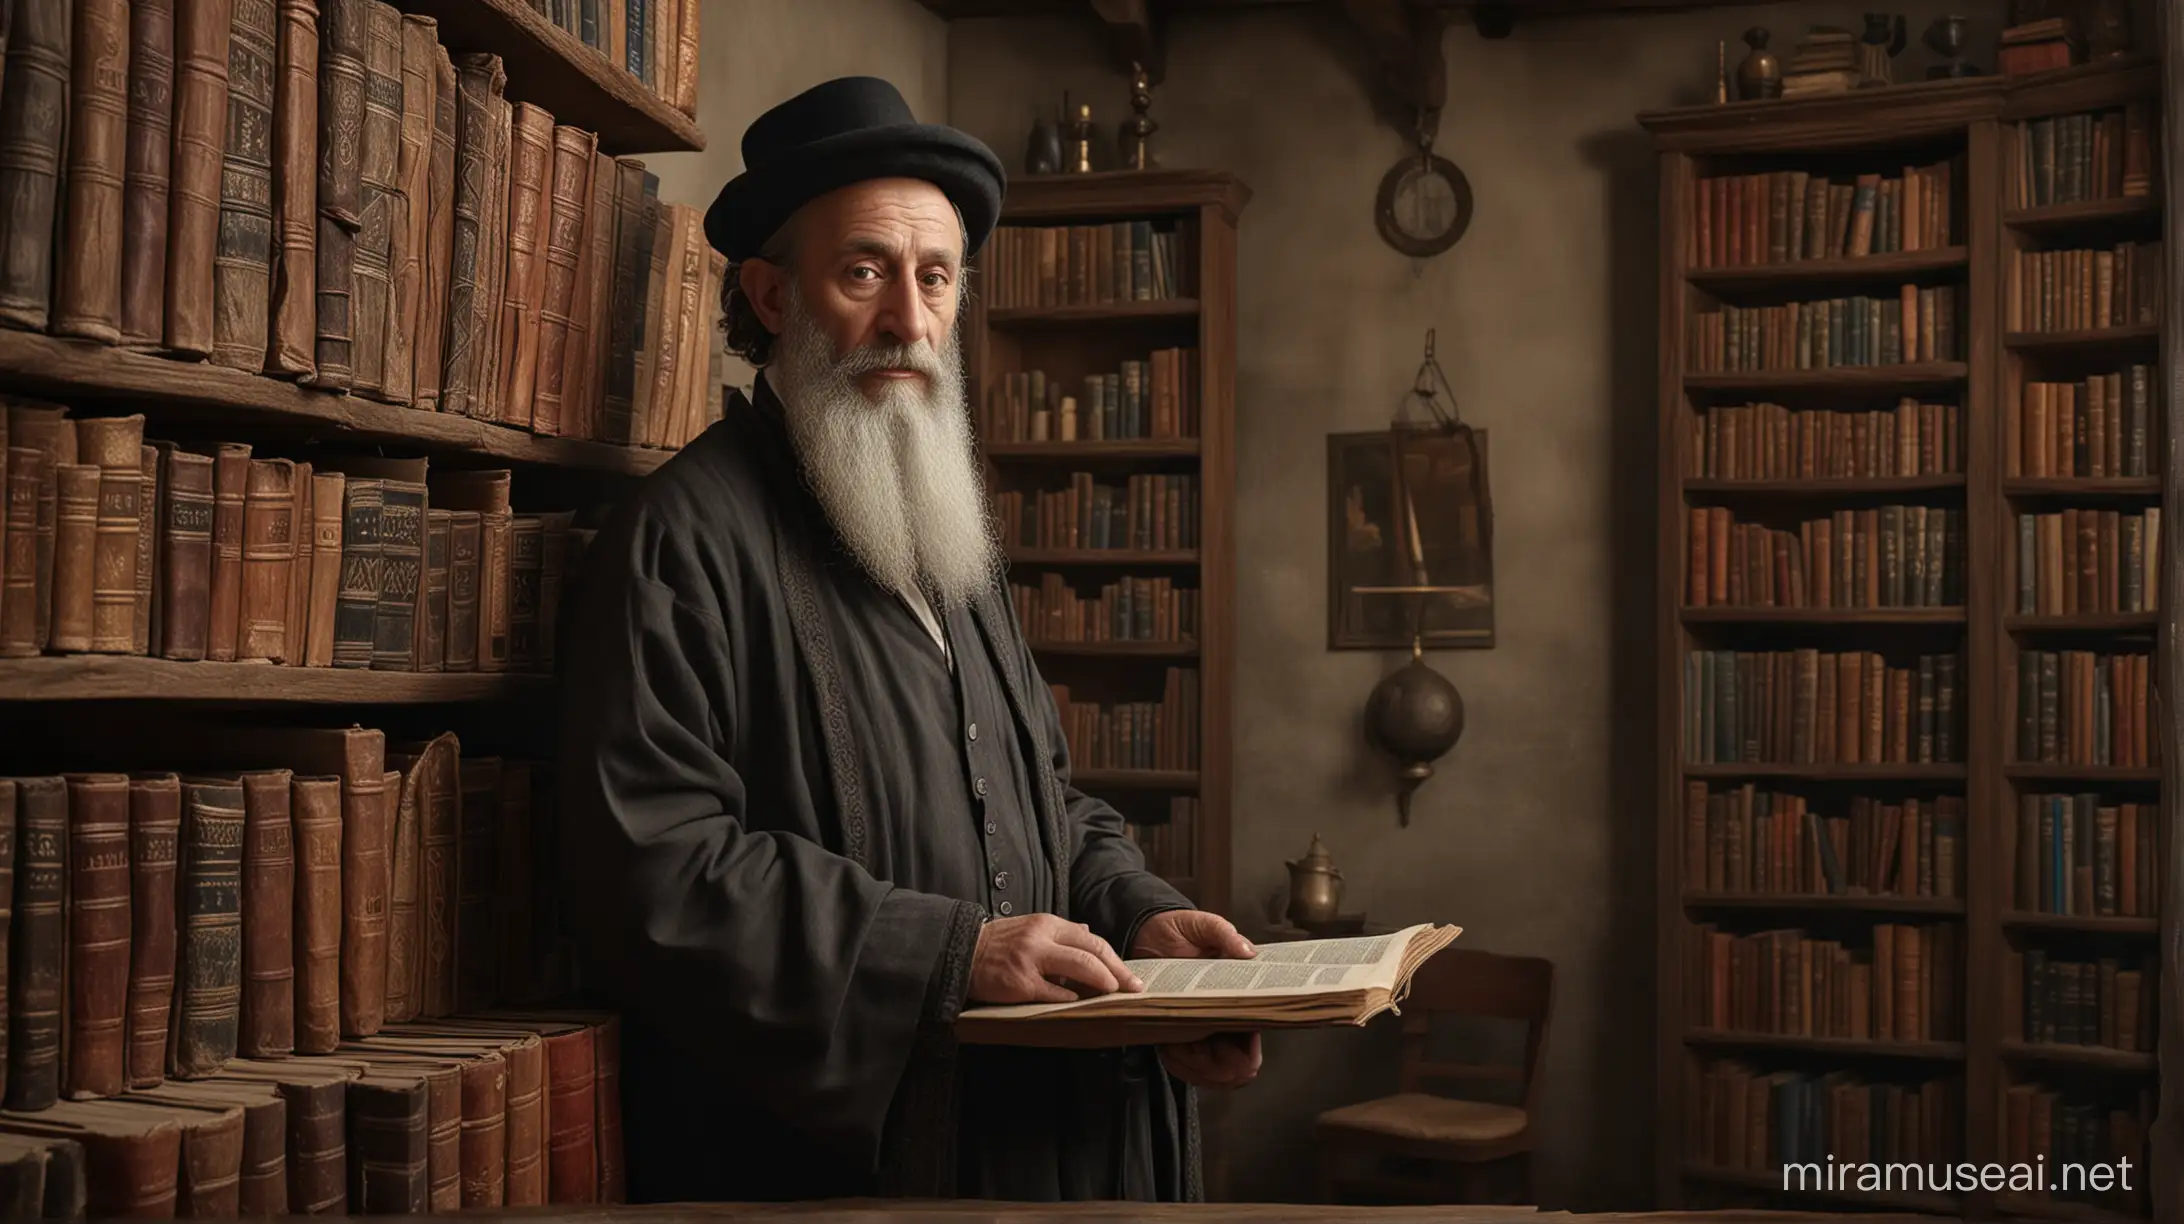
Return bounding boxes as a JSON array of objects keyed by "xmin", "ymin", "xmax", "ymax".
[{"xmin": 1327, "ymin": 427, "xmax": 1495, "ymax": 650}]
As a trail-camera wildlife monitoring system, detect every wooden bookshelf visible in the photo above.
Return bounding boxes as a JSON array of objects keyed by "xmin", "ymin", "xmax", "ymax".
[
  {"xmin": 1644, "ymin": 57, "xmax": 2164, "ymax": 1221},
  {"xmin": 0, "ymin": 656, "xmax": 554, "ymax": 703},
  {"xmin": 970, "ymin": 169, "xmax": 1249, "ymax": 918}
]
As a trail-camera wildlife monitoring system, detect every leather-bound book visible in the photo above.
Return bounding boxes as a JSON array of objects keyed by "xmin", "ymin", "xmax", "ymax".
[
  {"xmin": 347, "ymin": 1071, "xmax": 428, "ymax": 1212},
  {"xmin": 0, "ymin": 0, "xmax": 70, "ymax": 330},
  {"xmin": 387, "ymin": 735, "xmax": 458, "ymax": 1019},
  {"xmin": 75, "ymin": 416, "xmax": 144, "ymax": 654},
  {"xmin": 47, "ymin": 464, "xmax": 100, "ymax": 653},
  {"xmin": 0, "ymin": 786, "xmax": 14, "ymax": 1105},
  {"xmin": 381, "ymin": 764, "xmax": 418, "ymax": 1024},
  {"xmin": 51, "ymin": 0, "xmax": 130, "ymax": 342},
  {"xmin": 443, "ymin": 510, "xmax": 478, "ymax": 672},
  {"xmin": 281, "ymin": 459, "xmax": 311, "ymax": 662},
  {"xmin": 527, "ymin": 1021, "xmax": 594, "ymax": 1202},
  {"xmin": 454, "ymin": 757, "xmax": 499, "ymax": 1011},
  {"xmin": 0, "ymin": 448, "xmax": 37, "ymax": 659},
  {"xmin": 5, "ymin": 777, "xmax": 65, "ymax": 1110},
  {"xmin": 152, "ymin": 444, "xmax": 214, "ymax": 661},
  {"xmin": 123, "ymin": 1079, "xmax": 285, "ymax": 1214},
  {"xmin": 496, "ymin": 103, "xmax": 553, "ymax": 429},
  {"xmin": 348, "ymin": 0, "xmax": 400, "ymax": 399},
  {"xmin": 235, "ymin": 770, "xmax": 292, "ymax": 1058},
  {"xmin": 653, "ymin": 205, "xmax": 702, "ymax": 449},
  {"xmin": 132, "ymin": 445, "xmax": 156, "ymax": 654},
  {"xmin": 5, "ymin": 404, "xmax": 72, "ymax": 655},
  {"xmin": 369, "ymin": 1028, "xmax": 516, "ymax": 1206},
  {"xmin": 0, "ymin": 1130, "xmax": 86, "ymax": 1218},
  {"xmin": 353, "ymin": 1051, "xmax": 458, "ymax": 1210},
  {"xmin": 386, "ymin": 14, "xmax": 432, "ymax": 408},
  {"xmin": 428, "ymin": 470, "xmax": 507, "ymax": 671},
  {"xmin": 62, "ymin": 774, "xmax": 130, "ymax": 1100},
  {"xmin": 590, "ymin": 1017, "xmax": 621, "ymax": 1201},
  {"xmin": 88, "ymin": 1095, "xmax": 242, "ymax": 1215},
  {"xmin": 237, "ymin": 457, "xmax": 295, "ymax": 663},
  {"xmin": 0, "ymin": 1103, "xmax": 182, "ymax": 1215},
  {"xmin": 600, "ymin": 158, "xmax": 647, "ymax": 443},
  {"xmin": 203, "ymin": 442, "xmax": 251, "ymax": 663},
  {"xmin": 673, "ymin": 0, "xmax": 696, "ymax": 115},
  {"xmin": 165, "ymin": 0, "xmax": 233, "ymax": 357},
  {"xmin": 402, "ymin": 1020, "xmax": 542, "ymax": 1205},
  {"xmin": 507, "ymin": 516, "xmax": 540, "ymax": 671},
  {"xmin": 331, "ymin": 476, "xmax": 380, "ymax": 669},
  {"xmin": 332, "ymin": 456, "xmax": 423, "ymax": 672},
  {"xmin": 536, "ymin": 512, "xmax": 570, "ymax": 675},
  {"xmin": 119, "ymin": 0, "xmax": 175, "ymax": 348},
  {"xmin": 627, "ymin": 181, "xmax": 668, "ymax": 446},
  {"xmin": 310, "ymin": 0, "xmax": 367, "ymax": 390},
  {"xmin": 286, "ymin": 776, "xmax": 340, "ymax": 1053},
  {"xmin": 208, "ymin": 0, "xmax": 276, "ymax": 371},
  {"xmin": 561, "ymin": 149, "xmax": 613, "ymax": 442},
  {"xmin": 123, "ymin": 774, "xmax": 179, "ymax": 1090},
  {"xmin": 214, "ymin": 1055, "xmax": 355, "ymax": 1212},
  {"xmin": 478, "ymin": 94, "xmax": 515, "ymax": 424},
  {"xmin": 169, "ymin": 779, "xmax": 243, "ymax": 1078},
  {"xmin": 416, "ymin": 39, "xmax": 454, "ymax": 413},
  {"xmin": 531, "ymin": 126, "xmax": 593, "ymax": 438},
  {"xmin": 440, "ymin": 53, "xmax": 503, "ymax": 420},
  {"xmin": 262, "ymin": 0, "xmax": 315, "ymax": 378},
  {"xmin": 418, "ymin": 509, "xmax": 448, "ymax": 672},
  {"xmin": 303, "ymin": 469, "xmax": 342, "ymax": 666},
  {"xmin": 489, "ymin": 1012, "xmax": 617, "ymax": 1201}
]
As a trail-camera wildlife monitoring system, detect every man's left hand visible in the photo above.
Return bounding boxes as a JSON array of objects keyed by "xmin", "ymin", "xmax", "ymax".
[{"xmin": 1130, "ymin": 910, "xmax": 1263, "ymax": 1090}]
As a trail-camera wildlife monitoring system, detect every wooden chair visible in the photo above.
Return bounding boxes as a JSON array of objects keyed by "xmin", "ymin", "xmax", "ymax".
[{"xmin": 1314, "ymin": 947, "xmax": 1555, "ymax": 1205}]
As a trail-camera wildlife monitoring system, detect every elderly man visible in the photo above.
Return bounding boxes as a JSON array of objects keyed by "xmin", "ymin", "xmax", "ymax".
[{"xmin": 558, "ymin": 76, "xmax": 1260, "ymax": 1204}]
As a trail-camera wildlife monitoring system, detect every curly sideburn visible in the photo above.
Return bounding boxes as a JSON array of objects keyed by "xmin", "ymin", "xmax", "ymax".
[{"xmin": 721, "ymin": 225, "xmax": 797, "ymax": 367}]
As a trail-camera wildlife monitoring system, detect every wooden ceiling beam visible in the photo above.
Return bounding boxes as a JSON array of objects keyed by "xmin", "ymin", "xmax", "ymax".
[
  {"xmin": 1343, "ymin": 0, "xmax": 1446, "ymax": 142},
  {"xmin": 1089, "ymin": 0, "xmax": 1165, "ymax": 84}
]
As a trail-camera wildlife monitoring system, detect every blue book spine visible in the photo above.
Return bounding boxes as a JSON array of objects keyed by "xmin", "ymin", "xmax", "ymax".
[
  {"xmin": 626, "ymin": 0, "xmax": 645, "ymax": 79},
  {"xmin": 580, "ymin": 0, "xmax": 598, "ymax": 47}
]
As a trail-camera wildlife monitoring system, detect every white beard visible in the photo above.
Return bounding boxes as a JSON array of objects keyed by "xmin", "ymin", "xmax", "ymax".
[{"xmin": 768, "ymin": 290, "xmax": 999, "ymax": 609}]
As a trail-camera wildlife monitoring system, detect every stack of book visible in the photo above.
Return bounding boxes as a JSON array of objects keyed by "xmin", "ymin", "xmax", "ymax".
[
  {"xmin": 1683, "ymin": 783, "xmax": 1967, "ymax": 899},
  {"xmin": 991, "ymin": 474, "xmax": 1202, "ymax": 552},
  {"xmin": 1999, "ymin": 18, "xmax": 2082, "ymax": 76},
  {"xmin": 544, "ymin": 0, "xmax": 702, "ymax": 115},
  {"xmin": 2006, "ymin": 242, "xmax": 2164, "ymax": 332},
  {"xmin": 1685, "ymin": 504, "xmax": 1965, "ymax": 610},
  {"xmin": 1690, "ymin": 401, "xmax": 1963, "ymax": 480},
  {"xmin": 2014, "ymin": 649, "xmax": 2156, "ymax": 768},
  {"xmin": 1693, "ymin": 1062, "xmax": 1962, "ymax": 1171},
  {"xmin": 983, "ymin": 222, "xmax": 1190, "ymax": 309},
  {"xmin": 2008, "ymin": 368, "xmax": 2161, "ymax": 478},
  {"xmin": 1682, "ymin": 648, "xmax": 1965, "ymax": 766},
  {"xmin": 1125, "ymin": 798, "xmax": 1197, "ymax": 879},
  {"xmin": 982, "ymin": 350, "xmax": 1202, "ymax": 443},
  {"xmin": 2015, "ymin": 792, "xmax": 2162, "ymax": 917},
  {"xmin": 2002, "ymin": 1082, "xmax": 2150, "ymax": 1215},
  {"xmin": 1780, "ymin": 27, "xmax": 1861, "ymax": 98},
  {"xmin": 1050, "ymin": 668, "xmax": 1200, "ymax": 772},
  {"xmin": 2015, "ymin": 508, "xmax": 2162, "ymax": 615},
  {"xmin": 1011, "ymin": 573, "xmax": 1198, "ymax": 646},
  {"xmin": 1688, "ymin": 921, "xmax": 1965, "ymax": 1041},
  {"xmin": 2006, "ymin": 949, "xmax": 2156, "ymax": 1051},
  {"xmin": 2014, "ymin": 106, "xmax": 2155, "ymax": 205},
  {"xmin": 1690, "ymin": 287, "xmax": 1961, "ymax": 372},
  {"xmin": 1691, "ymin": 161, "xmax": 1958, "ymax": 268}
]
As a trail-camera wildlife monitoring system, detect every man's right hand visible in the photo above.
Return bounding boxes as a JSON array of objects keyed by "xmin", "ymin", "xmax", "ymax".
[{"xmin": 968, "ymin": 913, "xmax": 1145, "ymax": 1004}]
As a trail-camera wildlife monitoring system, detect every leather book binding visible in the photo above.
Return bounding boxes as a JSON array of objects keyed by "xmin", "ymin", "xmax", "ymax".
[
  {"xmin": 592, "ymin": 1016, "xmax": 622, "ymax": 1201},
  {"xmin": 120, "ymin": 0, "xmax": 175, "ymax": 348},
  {"xmin": 497, "ymin": 102, "xmax": 554, "ymax": 429},
  {"xmin": 62, "ymin": 774, "xmax": 130, "ymax": 1100},
  {"xmin": 380, "ymin": 757, "xmax": 422, "ymax": 1025},
  {"xmin": 387, "ymin": 14, "xmax": 434, "ymax": 408},
  {"xmin": 76, "ymin": 415, "xmax": 145, "ymax": 655},
  {"xmin": 332, "ymin": 476, "xmax": 381, "ymax": 669},
  {"xmin": 311, "ymin": 0, "xmax": 367, "ymax": 390},
  {"xmin": 304, "ymin": 469, "xmax": 343, "ymax": 666},
  {"xmin": 416, "ymin": 39, "xmax": 455, "ymax": 413},
  {"xmin": 0, "ymin": 1102, "xmax": 182, "ymax": 1215},
  {"xmin": 5, "ymin": 404, "xmax": 73, "ymax": 655},
  {"xmin": 654, "ymin": 205, "xmax": 702, "ymax": 448},
  {"xmin": 235, "ymin": 770, "xmax": 293, "ymax": 1058},
  {"xmin": 537, "ymin": 1024, "xmax": 596, "ymax": 1202},
  {"xmin": 6, "ymin": 777, "xmax": 65, "ymax": 1110},
  {"xmin": 427, "ymin": 470, "xmax": 508, "ymax": 671},
  {"xmin": 0, "ymin": 1130, "xmax": 86, "ymax": 1218},
  {"xmin": 237, "ymin": 457, "xmax": 295, "ymax": 663},
  {"xmin": 531, "ymin": 126, "xmax": 594, "ymax": 438},
  {"xmin": 282, "ymin": 460, "xmax": 312, "ymax": 663},
  {"xmin": 263, "ymin": 0, "xmax": 316, "ymax": 378},
  {"xmin": 154, "ymin": 444, "xmax": 214, "ymax": 661},
  {"xmin": 48, "ymin": 464, "xmax": 101, "ymax": 653},
  {"xmin": 440, "ymin": 53, "xmax": 504, "ymax": 419},
  {"xmin": 431, "ymin": 1021, "xmax": 543, "ymax": 1204},
  {"xmin": 133, "ymin": 445, "xmax": 157, "ymax": 655},
  {"xmin": 0, "ymin": 0, "xmax": 71, "ymax": 330},
  {"xmin": 454, "ymin": 757, "xmax": 500, "ymax": 1011},
  {"xmin": 123, "ymin": 774, "xmax": 180, "ymax": 1090},
  {"xmin": 628, "ymin": 180, "xmax": 667, "ymax": 447},
  {"xmin": 165, "ymin": 0, "xmax": 233, "ymax": 357},
  {"xmin": 443, "ymin": 509, "xmax": 479, "ymax": 673},
  {"xmin": 287, "ymin": 776, "xmax": 341, "ymax": 1053},
  {"xmin": 601, "ymin": 158, "xmax": 648, "ymax": 443},
  {"xmin": 347, "ymin": 1073, "xmax": 429, "ymax": 1212},
  {"xmin": 673, "ymin": 0, "xmax": 697, "ymax": 116},
  {"xmin": 336, "ymin": 1047, "xmax": 460, "ymax": 1208},
  {"xmin": 472, "ymin": 91, "xmax": 513, "ymax": 425},
  {"xmin": 214, "ymin": 1055, "xmax": 354, "ymax": 1211},
  {"xmin": 342, "ymin": 457, "xmax": 424, "ymax": 672},
  {"xmin": 419, "ymin": 509, "xmax": 449, "ymax": 672},
  {"xmin": 392, "ymin": 735, "xmax": 459, "ymax": 1018},
  {"xmin": 203, "ymin": 442, "xmax": 251, "ymax": 662},
  {"xmin": 170, "ymin": 779, "xmax": 244, "ymax": 1078},
  {"xmin": 494, "ymin": 763, "xmax": 533, "ymax": 1001},
  {"xmin": 209, "ymin": 0, "xmax": 277, "ymax": 371},
  {"xmin": 102, "ymin": 1095, "xmax": 245, "ymax": 1215},
  {"xmin": 125, "ymin": 1079, "xmax": 286, "ymax": 1214},
  {"xmin": 507, "ymin": 516, "xmax": 540, "ymax": 671},
  {"xmin": 450, "ymin": 1046, "xmax": 508, "ymax": 1205},
  {"xmin": 52, "ymin": 0, "xmax": 130, "ymax": 342},
  {"xmin": 0, "ymin": 784, "xmax": 15, "ymax": 1105},
  {"xmin": 255, "ymin": 729, "xmax": 387, "ymax": 1039},
  {"xmin": 561, "ymin": 149, "xmax": 614, "ymax": 442},
  {"xmin": 1, "ymin": 448, "xmax": 39, "ymax": 659},
  {"xmin": 348, "ymin": 0, "xmax": 401, "ymax": 399},
  {"xmin": 537, "ymin": 513, "xmax": 571, "ymax": 674}
]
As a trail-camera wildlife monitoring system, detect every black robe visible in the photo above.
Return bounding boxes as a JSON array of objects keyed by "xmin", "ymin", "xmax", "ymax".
[{"xmin": 557, "ymin": 378, "xmax": 1200, "ymax": 1202}]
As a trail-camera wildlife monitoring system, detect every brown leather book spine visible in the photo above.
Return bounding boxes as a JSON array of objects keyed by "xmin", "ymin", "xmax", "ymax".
[
  {"xmin": 204, "ymin": 442, "xmax": 251, "ymax": 662},
  {"xmin": 0, "ymin": 0, "xmax": 71, "ymax": 330},
  {"xmin": 384, "ymin": 764, "xmax": 418, "ymax": 1023},
  {"xmin": 165, "ymin": 0, "xmax": 233, "ymax": 357},
  {"xmin": 331, "ymin": 475, "xmax": 379, "ymax": 670},
  {"xmin": 133, "ymin": 444, "xmax": 157, "ymax": 654},
  {"xmin": 502, "ymin": 1034, "xmax": 545, "ymax": 1206},
  {"xmin": 540, "ymin": 1028, "xmax": 596, "ymax": 1202},
  {"xmin": 349, "ymin": 0, "xmax": 401, "ymax": 399},
  {"xmin": 600, "ymin": 159, "xmax": 647, "ymax": 443},
  {"xmin": 76, "ymin": 415, "xmax": 145, "ymax": 654},
  {"xmin": 48, "ymin": 464, "xmax": 101, "ymax": 653},
  {"xmin": 418, "ymin": 509, "xmax": 448, "ymax": 672},
  {"xmin": 339, "ymin": 736, "xmax": 389, "ymax": 1038},
  {"xmin": 288, "ymin": 775, "xmax": 341, "ymax": 1054},
  {"xmin": 310, "ymin": 0, "xmax": 366, "ymax": 390},
  {"xmin": 497, "ymin": 103, "xmax": 553, "ymax": 429},
  {"xmin": 237, "ymin": 769, "xmax": 293, "ymax": 1057},
  {"xmin": 454, "ymin": 1050, "xmax": 506, "ymax": 1205},
  {"xmin": 629, "ymin": 186, "xmax": 669, "ymax": 446},
  {"xmin": 120, "ymin": 0, "xmax": 175, "ymax": 347},
  {"xmin": 124, "ymin": 773, "xmax": 180, "ymax": 1089},
  {"xmin": 176, "ymin": 1103, "xmax": 247, "ymax": 1216},
  {"xmin": 51, "ymin": 0, "xmax": 129, "ymax": 342},
  {"xmin": 673, "ymin": 0, "xmax": 696, "ymax": 116},
  {"xmin": 416, "ymin": 41, "xmax": 454, "ymax": 413},
  {"xmin": 8, "ymin": 405, "xmax": 73, "ymax": 654},
  {"xmin": 61, "ymin": 774, "xmax": 129, "ymax": 1099},
  {"xmin": 282, "ymin": 459, "xmax": 311, "ymax": 662},
  {"xmin": 561, "ymin": 149, "xmax": 613, "ymax": 442},
  {"xmin": 13, "ymin": 1116, "xmax": 183, "ymax": 1215},
  {"xmin": 170, "ymin": 779, "xmax": 243, "ymax": 1077},
  {"xmin": 593, "ymin": 1017, "xmax": 622, "ymax": 1201},
  {"xmin": 455, "ymin": 757, "xmax": 499, "ymax": 1011},
  {"xmin": 234, "ymin": 1089, "xmax": 288, "ymax": 1213},
  {"xmin": 442, "ymin": 510, "xmax": 479, "ymax": 673},
  {"xmin": 237, "ymin": 457, "xmax": 295, "ymax": 663},
  {"xmin": 387, "ymin": 15, "xmax": 433, "ymax": 408},
  {"xmin": 420, "ymin": 1062, "xmax": 459, "ymax": 1210},
  {"xmin": 278, "ymin": 1079, "xmax": 346, "ymax": 1211},
  {"xmin": 478, "ymin": 505, "xmax": 508, "ymax": 673},
  {"xmin": 209, "ymin": 0, "xmax": 276, "ymax": 371},
  {"xmin": 0, "ymin": 784, "xmax": 14, "ymax": 1107},
  {"xmin": 474, "ymin": 94, "xmax": 513, "ymax": 424},
  {"xmin": 263, "ymin": 0, "xmax": 317, "ymax": 379},
  {"xmin": 656, "ymin": 206, "xmax": 703, "ymax": 449},
  {"xmin": 0, "ymin": 448, "xmax": 38, "ymax": 659},
  {"xmin": 413, "ymin": 734, "xmax": 458, "ymax": 1018},
  {"xmin": 5, "ymin": 776, "xmax": 65, "ymax": 1109},
  {"xmin": 155, "ymin": 445, "xmax": 214, "ymax": 661},
  {"xmin": 303, "ymin": 469, "xmax": 343, "ymax": 666},
  {"xmin": 531, "ymin": 126, "xmax": 593, "ymax": 438},
  {"xmin": 507, "ymin": 516, "xmax": 540, "ymax": 672},
  {"xmin": 348, "ymin": 1078, "xmax": 428, "ymax": 1211},
  {"xmin": 440, "ymin": 53, "xmax": 503, "ymax": 419},
  {"xmin": 368, "ymin": 470, "xmax": 422, "ymax": 672}
]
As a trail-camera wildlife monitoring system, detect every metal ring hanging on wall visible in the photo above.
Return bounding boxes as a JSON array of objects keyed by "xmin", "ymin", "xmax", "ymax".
[{"xmin": 1375, "ymin": 150, "xmax": 1474, "ymax": 258}]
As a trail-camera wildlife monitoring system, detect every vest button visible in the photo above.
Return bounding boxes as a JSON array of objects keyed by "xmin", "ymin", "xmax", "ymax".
[
  {"xmin": 993, "ymin": 871, "xmax": 1010, "ymax": 890},
  {"xmin": 998, "ymin": 901, "xmax": 1013, "ymax": 916},
  {"xmin": 973, "ymin": 776, "xmax": 988, "ymax": 798},
  {"xmin": 967, "ymin": 721, "xmax": 979, "ymax": 742},
  {"xmin": 984, "ymin": 820, "xmax": 998, "ymax": 836}
]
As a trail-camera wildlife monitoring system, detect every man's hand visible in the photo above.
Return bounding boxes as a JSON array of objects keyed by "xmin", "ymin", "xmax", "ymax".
[
  {"xmin": 1130, "ymin": 910, "xmax": 1263, "ymax": 1090},
  {"xmin": 968, "ymin": 914, "xmax": 1144, "ymax": 1005}
]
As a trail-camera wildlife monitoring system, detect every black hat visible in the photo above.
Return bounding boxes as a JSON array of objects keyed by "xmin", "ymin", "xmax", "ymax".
[{"xmin": 704, "ymin": 76, "xmax": 1006, "ymax": 263}]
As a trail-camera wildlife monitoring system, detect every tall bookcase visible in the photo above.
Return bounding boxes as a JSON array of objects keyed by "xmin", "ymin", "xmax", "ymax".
[
  {"xmin": 1645, "ymin": 57, "xmax": 2164, "ymax": 1219},
  {"xmin": 967, "ymin": 169, "xmax": 1249, "ymax": 919}
]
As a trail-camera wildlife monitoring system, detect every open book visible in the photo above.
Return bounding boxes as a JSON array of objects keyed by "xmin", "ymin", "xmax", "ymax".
[{"xmin": 955, "ymin": 923, "xmax": 1463, "ymax": 1048}]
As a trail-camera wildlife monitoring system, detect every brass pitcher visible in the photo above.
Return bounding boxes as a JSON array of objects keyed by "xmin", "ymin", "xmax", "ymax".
[{"xmin": 1285, "ymin": 833, "xmax": 1345, "ymax": 928}]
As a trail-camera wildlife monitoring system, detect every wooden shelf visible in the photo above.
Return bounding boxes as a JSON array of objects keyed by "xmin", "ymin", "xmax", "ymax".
[
  {"xmin": 1006, "ymin": 549, "xmax": 1199, "ymax": 567},
  {"xmin": 389, "ymin": 0, "xmax": 702, "ymax": 155},
  {"xmin": 0, "ymin": 329, "xmax": 668, "ymax": 474},
  {"xmin": 2004, "ymin": 477, "xmax": 2163, "ymax": 497},
  {"xmin": 1071, "ymin": 769, "xmax": 1199, "ymax": 792},
  {"xmin": 1685, "ymin": 475, "xmax": 1966, "ymax": 497},
  {"xmin": 1999, "ymin": 1041, "xmax": 2156, "ymax": 1073},
  {"xmin": 1684, "ymin": 362, "xmax": 1968, "ymax": 395},
  {"xmin": 1682, "ymin": 606, "xmax": 1965, "ymax": 625},
  {"xmin": 2005, "ymin": 195, "xmax": 2163, "ymax": 233},
  {"xmin": 0, "ymin": 656, "xmax": 552, "ymax": 703},
  {"xmin": 2004, "ymin": 612, "xmax": 2159, "ymax": 632},
  {"xmin": 2004, "ymin": 765, "xmax": 2161, "ymax": 783},
  {"xmin": 1996, "ymin": 1192, "xmax": 2153, "ymax": 1224},
  {"xmin": 1684, "ymin": 763, "xmax": 1967, "ymax": 781},
  {"xmin": 1030, "ymin": 641, "xmax": 1199, "ymax": 659},
  {"xmin": 2002, "ymin": 912, "xmax": 2158, "ymax": 935},
  {"xmin": 1685, "ymin": 892, "xmax": 1967, "ymax": 917},
  {"xmin": 984, "ymin": 439, "xmax": 1201, "ymax": 461},
  {"xmin": 986, "ymin": 300, "xmax": 1199, "ymax": 327},
  {"xmin": 1682, "ymin": 1163, "xmax": 1959, "ymax": 1214},
  {"xmin": 1685, "ymin": 1029, "xmax": 1966, "ymax": 1061},
  {"xmin": 2005, "ymin": 324, "xmax": 2160, "ymax": 355},
  {"xmin": 1687, "ymin": 247, "xmax": 1968, "ymax": 291}
]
